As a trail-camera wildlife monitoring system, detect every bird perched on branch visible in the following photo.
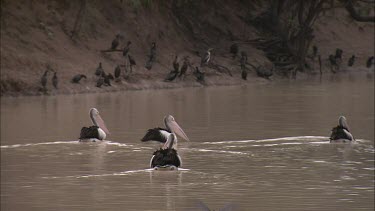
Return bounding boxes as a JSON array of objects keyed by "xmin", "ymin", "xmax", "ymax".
[
  {"xmin": 110, "ymin": 34, "xmax": 121, "ymax": 50},
  {"xmin": 201, "ymin": 48, "xmax": 213, "ymax": 67},
  {"xmin": 71, "ymin": 74, "xmax": 87, "ymax": 83},
  {"xmin": 230, "ymin": 43, "xmax": 239, "ymax": 59}
]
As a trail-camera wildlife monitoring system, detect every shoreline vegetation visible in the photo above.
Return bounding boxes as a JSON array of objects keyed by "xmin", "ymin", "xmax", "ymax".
[{"xmin": 1, "ymin": 1, "xmax": 374, "ymax": 97}]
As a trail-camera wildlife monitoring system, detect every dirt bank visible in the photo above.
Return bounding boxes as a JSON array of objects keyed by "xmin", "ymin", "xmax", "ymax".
[{"xmin": 0, "ymin": 0, "xmax": 374, "ymax": 97}]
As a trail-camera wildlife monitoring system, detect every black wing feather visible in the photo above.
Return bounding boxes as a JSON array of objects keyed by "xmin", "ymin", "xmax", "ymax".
[
  {"xmin": 330, "ymin": 125, "xmax": 352, "ymax": 141},
  {"xmin": 151, "ymin": 148, "xmax": 181, "ymax": 168},
  {"xmin": 141, "ymin": 127, "xmax": 170, "ymax": 143},
  {"xmin": 79, "ymin": 126, "xmax": 99, "ymax": 139}
]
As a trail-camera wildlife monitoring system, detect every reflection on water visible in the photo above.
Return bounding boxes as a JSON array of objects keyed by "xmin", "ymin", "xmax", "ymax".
[{"xmin": 1, "ymin": 74, "xmax": 374, "ymax": 211}]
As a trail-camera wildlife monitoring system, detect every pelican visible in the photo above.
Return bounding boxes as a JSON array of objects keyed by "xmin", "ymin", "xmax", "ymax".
[
  {"xmin": 150, "ymin": 133, "xmax": 182, "ymax": 170},
  {"xmin": 201, "ymin": 48, "xmax": 213, "ymax": 67},
  {"xmin": 141, "ymin": 115, "xmax": 189, "ymax": 143},
  {"xmin": 329, "ymin": 116, "xmax": 355, "ymax": 143},
  {"xmin": 79, "ymin": 108, "xmax": 110, "ymax": 142}
]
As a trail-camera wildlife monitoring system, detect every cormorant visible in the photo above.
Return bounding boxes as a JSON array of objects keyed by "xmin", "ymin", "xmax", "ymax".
[
  {"xmin": 201, "ymin": 48, "xmax": 213, "ymax": 67},
  {"xmin": 256, "ymin": 65, "xmax": 273, "ymax": 79},
  {"xmin": 71, "ymin": 74, "xmax": 87, "ymax": 83},
  {"xmin": 95, "ymin": 62, "xmax": 104, "ymax": 76},
  {"xmin": 329, "ymin": 54, "xmax": 338, "ymax": 73},
  {"xmin": 230, "ymin": 43, "xmax": 239, "ymax": 59},
  {"xmin": 79, "ymin": 108, "xmax": 110, "ymax": 142},
  {"xmin": 173, "ymin": 55, "xmax": 179, "ymax": 72},
  {"xmin": 240, "ymin": 51, "xmax": 248, "ymax": 80},
  {"xmin": 145, "ymin": 42, "xmax": 156, "ymax": 70},
  {"xmin": 178, "ymin": 57, "xmax": 189, "ymax": 79},
  {"xmin": 52, "ymin": 72, "xmax": 58, "ymax": 89},
  {"xmin": 128, "ymin": 54, "xmax": 136, "ymax": 72},
  {"xmin": 330, "ymin": 116, "xmax": 355, "ymax": 143},
  {"xmin": 193, "ymin": 66, "xmax": 205, "ymax": 83},
  {"xmin": 103, "ymin": 72, "xmax": 113, "ymax": 86},
  {"xmin": 366, "ymin": 56, "xmax": 374, "ymax": 68},
  {"xmin": 114, "ymin": 65, "xmax": 121, "ymax": 79},
  {"xmin": 111, "ymin": 34, "xmax": 120, "ymax": 50},
  {"xmin": 96, "ymin": 76, "xmax": 104, "ymax": 88},
  {"xmin": 312, "ymin": 45, "xmax": 318, "ymax": 58},
  {"xmin": 164, "ymin": 69, "xmax": 179, "ymax": 82},
  {"xmin": 149, "ymin": 42, "xmax": 156, "ymax": 62},
  {"xmin": 122, "ymin": 41, "xmax": 131, "ymax": 57},
  {"xmin": 41, "ymin": 70, "xmax": 49, "ymax": 90},
  {"xmin": 348, "ymin": 55, "xmax": 355, "ymax": 67},
  {"xmin": 334, "ymin": 48, "xmax": 343, "ymax": 68}
]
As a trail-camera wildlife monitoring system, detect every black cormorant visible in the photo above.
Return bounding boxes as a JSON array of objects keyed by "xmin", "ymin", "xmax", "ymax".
[
  {"xmin": 173, "ymin": 55, "xmax": 179, "ymax": 72},
  {"xmin": 348, "ymin": 55, "xmax": 355, "ymax": 67},
  {"xmin": 329, "ymin": 54, "xmax": 338, "ymax": 73},
  {"xmin": 128, "ymin": 54, "xmax": 136, "ymax": 72},
  {"xmin": 111, "ymin": 34, "xmax": 120, "ymax": 50},
  {"xmin": 95, "ymin": 62, "xmax": 104, "ymax": 76},
  {"xmin": 366, "ymin": 56, "xmax": 374, "ymax": 68},
  {"xmin": 114, "ymin": 65, "xmax": 121, "ymax": 79},
  {"xmin": 122, "ymin": 41, "xmax": 131, "ymax": 57},
  {"xmin": 178, "ymin": 57, "xmax": 189, "ymax": 79},
  {"xmin": 194, "ymin": 66, "xmax": 205, "ymax": 82},
  {"xmin": 256, "ymin": 65, "xmax": 273, "ymax": 79},
  {"xmin": 71, "ymin": 74, "xmax": 87, "ymax": 83},
  {"xmin": 52, "ymin": 72, "xmax": 58, "ymax": 89},
  {"xmin": 41, "ymin": 70, "xmax": 49, "ymax": 90},
  {"xmin": 96, "ymin": 76, "xmax": 104, "ymax": 88}
]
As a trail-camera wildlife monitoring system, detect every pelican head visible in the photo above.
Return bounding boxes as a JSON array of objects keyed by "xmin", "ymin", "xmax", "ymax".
[
  {"xmin": 338, "ymin": 116, "xmax": 349, "ymax": 130},
  {"xmin": 164, "ymin": 115, "xmax": 190, "ymax": 141},
  {"xmin": 89, "ymin": 108, "xmax": 110, "ymax": 135}
]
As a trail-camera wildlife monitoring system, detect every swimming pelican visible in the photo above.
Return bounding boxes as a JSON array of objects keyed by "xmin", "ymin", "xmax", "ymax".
[
  {"xmin": 79, "ymin": 108, "xmax": 110, "ymax": 142},
  {"xmin": 150, "ymin": 133, "xmax": 182, "ymax": 170},
  {"xmin": 329, "ymin": 116, "xmax": 355, "ymax": 143},
  {"xmin": 141, "ymin": 115, "xmax": 189, "ymax": 143}
]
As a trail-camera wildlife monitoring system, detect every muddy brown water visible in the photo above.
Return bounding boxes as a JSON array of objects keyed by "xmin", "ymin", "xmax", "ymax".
[{"xmin": 1, "ymin": 74, "xmax": 374, "ymax": 211}]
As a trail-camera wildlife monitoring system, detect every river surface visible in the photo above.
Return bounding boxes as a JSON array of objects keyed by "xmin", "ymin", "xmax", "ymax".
[{"xmin": 1, "ymin": 73, "xmax": 374, "ymax": 211}]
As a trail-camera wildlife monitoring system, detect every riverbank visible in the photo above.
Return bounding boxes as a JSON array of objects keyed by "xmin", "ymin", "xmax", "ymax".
[{"xmin": 1, "ymin": 1, "xmax": 374, "ymax": 97}]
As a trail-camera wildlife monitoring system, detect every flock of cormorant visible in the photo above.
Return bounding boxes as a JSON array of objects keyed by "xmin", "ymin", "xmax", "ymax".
[
  {"xmin": 79, "ymin": 108, "xmax": 355, "ymax": 170},
  {"xmin": 39, "ymin": 35, "xmax": 375, "ymax": 93}
]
